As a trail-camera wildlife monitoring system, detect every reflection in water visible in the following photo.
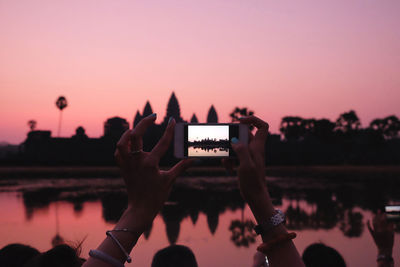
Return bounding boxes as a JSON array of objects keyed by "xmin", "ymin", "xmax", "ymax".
[
  {"xmin": 188, "ymin": 146, "xmax": 229, "ymax": 157},
  {"xmin": 16, "ymin": 176, "xmax": 400, "ymax": 245},
  {"xmin": 339, "ymin": 210, "xmax": 364, "ymax": 238},
  {"xmin": 229, "ymin": 207, "xmax": 256, "ymax": 247},
  {"xmin": 143, "ymin": 222, "xmax": 153, "ymax": 240},
  {"xmin": 100, "ymin": 193, "xmax": 127, "ymax": 223},
  {"xmin": 52, "ymin": 202, "xmax": 64, "ymax": 247}
]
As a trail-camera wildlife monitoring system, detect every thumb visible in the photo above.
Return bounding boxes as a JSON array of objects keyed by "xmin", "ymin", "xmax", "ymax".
[
  {"xmin": 167, "ymin": 158, "xmax": 195, "ymax": 183},
  {"xmin": 367, "ymin": 220, "xmax": 375, "ymax": 238},
  {"xmin": 231, "ymin": 138, "xmax": 252, "ymax": 166}
]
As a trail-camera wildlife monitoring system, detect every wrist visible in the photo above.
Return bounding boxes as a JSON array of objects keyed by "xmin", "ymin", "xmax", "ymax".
[
  {"xmin": 246, "ymin": 191, "xmax": 275, "ymax": 224},
  {"xmin": 378, "ymin": 248, "xmax": 393, "ymax": 257},
  {"xmin": 117, "ymin": 207, "xmax": 152, "ymax": 235}
]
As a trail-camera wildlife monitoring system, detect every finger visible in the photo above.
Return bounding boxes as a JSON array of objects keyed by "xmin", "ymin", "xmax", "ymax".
[
  {"xmin": 131, "ymin": 113, "xmax": 157, "ymax": 151},
  {"xmin": 248, "ymin": 129, "xmax": 254, "ymax": 143},
  {"xmin": 231, "ymin": 139, "xmax": 252, "ymax": 166},
  {"xmin": 166, "ymin": 158, "xmax": 195, "ymax": 182},
  {"xmin": 240, "ymin": 116, "xmax": 269, "ymax": 145},
  {"xmin": 150, "ymin": 118, "xmax": 175, "ymax": 162},
  {"xmin": 367, "ymin": 220, "xmax": 374, "ymax": 236},
  {"xmin": 116, "ymin": 130, "xmax": 132, "ymax": 157}
]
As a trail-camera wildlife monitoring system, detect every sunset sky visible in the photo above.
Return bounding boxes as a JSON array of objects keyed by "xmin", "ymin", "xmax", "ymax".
[
  {"xmin": 188, "ymin": 125, "xmax": 229, "ymax": 142},
  {"xmin": 1, "ymin": 0, "xmax": 399, "ymax": 144}
]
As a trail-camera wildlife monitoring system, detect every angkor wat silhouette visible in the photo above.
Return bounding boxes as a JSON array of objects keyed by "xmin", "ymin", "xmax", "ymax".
[{"xmin": 22, "ymin": 92, "xmax": 219, "ymax": 164}]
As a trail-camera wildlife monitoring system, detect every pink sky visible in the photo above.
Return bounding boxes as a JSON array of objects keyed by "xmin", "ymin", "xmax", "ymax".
[{"xmin": 1, "ymin": 0, "xmax": 399, "ymax": 144}]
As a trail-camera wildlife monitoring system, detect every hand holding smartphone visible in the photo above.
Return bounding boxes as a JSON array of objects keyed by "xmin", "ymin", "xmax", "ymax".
[{"xmin": 174, "ymin": 123, "xmax": 248, "ymax": 158}]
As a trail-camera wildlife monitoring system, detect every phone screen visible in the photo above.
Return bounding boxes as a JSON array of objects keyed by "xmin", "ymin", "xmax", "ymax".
[
  {"xmin": 385, "ymin": 205, "xmax": 400, "ymax": 222},
  {"xmin": 184, "ymin": 124, "xmax": 239, "ymax": 157}
]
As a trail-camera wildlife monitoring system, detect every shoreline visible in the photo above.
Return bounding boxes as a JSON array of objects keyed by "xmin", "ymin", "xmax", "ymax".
[{"xmin": 0, "ymin": 165, "xmax": 399, "ymax": 179}]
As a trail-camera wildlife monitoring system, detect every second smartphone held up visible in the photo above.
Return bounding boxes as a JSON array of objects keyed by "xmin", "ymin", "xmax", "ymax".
[{"xmin": 174, "ymin": 123, "xmax": 248, "ymax": 158}]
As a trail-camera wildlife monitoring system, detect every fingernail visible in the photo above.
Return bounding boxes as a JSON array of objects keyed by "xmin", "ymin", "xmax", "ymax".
[
  {"xmin": 147, "ymin": 113, "xmax": 157, "ymax": 118},
  {"xmin": 168, "ymin": 116, "xmax": 174, "ymax": 124},
  {"xmin": 193, "ymin": 159, "xmax": 202, "ymax": 165},
  {"xmin": 231, "ymin": 137, "xmax": 239, "ymax": 144}
]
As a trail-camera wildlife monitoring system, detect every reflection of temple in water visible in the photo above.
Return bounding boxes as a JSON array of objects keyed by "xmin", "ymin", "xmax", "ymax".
[{"xmin": 20, "ymin": 176, "xmax": 400, "ymax": 245}]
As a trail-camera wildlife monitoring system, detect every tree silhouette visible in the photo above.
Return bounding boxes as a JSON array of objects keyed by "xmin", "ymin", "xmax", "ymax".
[
  {"xmin": 27, "ymin": 120, "xmax": 37, "ymax": 131},
  {"xmin": 55, "ymin": 96, "xmax": 68, "ymax": 137},
  {"xmin": 230, "ymin": 107, "xmax": 254, "ymax": 130},
  {"xmin": 336, "ymin": 110, "xmax": 360, "ymax": 133},
  {"xmin": 229, "ymin": 207, "xmax": 256, "ymax": 247},
  {"xmin": 339, "ymin": 209, "xmax": 364, "ymax": 237},
  {"xmin": 370, "ymin": 115, "xmax": 400, "ymax": 139},
  {"xmin": 312, "ymin": 119, "xmax": 336, "ymax": 141},
  {"xmin": 280, "ymin": 116, "xmax": 306, "ymax": 141},
  {"xmin": 302, "ymin": 118, "xmax": 335, "ymax": 142}
]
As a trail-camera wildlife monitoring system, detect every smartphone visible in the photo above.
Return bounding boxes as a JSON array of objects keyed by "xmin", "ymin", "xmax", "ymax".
[
  {"xmin": 174, "ymin": 123, "xmax": 248, "ymax": 158},
  {"xmin": 385, "ymin": 205, "xmax": 400, "ymax": 222}
]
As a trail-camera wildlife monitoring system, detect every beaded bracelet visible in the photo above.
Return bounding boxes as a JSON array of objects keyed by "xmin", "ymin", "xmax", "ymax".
[{"xmin": 257, "ymin": 232, "xmax": 297, "ymax": 255}]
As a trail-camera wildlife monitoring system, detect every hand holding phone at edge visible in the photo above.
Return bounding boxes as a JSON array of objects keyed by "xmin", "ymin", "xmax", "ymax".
[
  {"xmin": 231, "ymin": 115, "xmax": 305, "ymax": 267},
  {"xmin": 230, "ymin": 116, "xmax": 275, "ymax": 221}
]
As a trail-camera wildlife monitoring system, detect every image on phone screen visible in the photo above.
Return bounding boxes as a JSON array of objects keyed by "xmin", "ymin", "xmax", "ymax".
[
  {"xmin": 185, "ymin": 124, "xmax": 237, "ymax": 157},
  {"xmin": 385, "ymin": 205, "xmax": 400, "ymax": 222}
]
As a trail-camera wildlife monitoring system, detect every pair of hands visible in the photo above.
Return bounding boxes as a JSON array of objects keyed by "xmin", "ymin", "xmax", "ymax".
[{"xmin": 114, "ymin": 113, "xmax": 270, "ymax": 232}]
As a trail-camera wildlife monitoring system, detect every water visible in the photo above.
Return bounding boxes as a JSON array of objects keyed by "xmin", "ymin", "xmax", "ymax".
[
  {"xmin": 188, "ymin": 146, "xmax": 229, "ymax": 156},
  {"xmin": 0, "ymin": 176, "xmax": 399, "ymax": 267}
]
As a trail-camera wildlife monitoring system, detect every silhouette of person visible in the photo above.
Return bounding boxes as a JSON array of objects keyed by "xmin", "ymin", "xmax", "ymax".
[
  {"xmin": 151, "ymin": 245, "xmax": 198, "ymax": 267},
  {"xmin": 302, "ymin": 243, "xmax": 346, "ymax": 267}
]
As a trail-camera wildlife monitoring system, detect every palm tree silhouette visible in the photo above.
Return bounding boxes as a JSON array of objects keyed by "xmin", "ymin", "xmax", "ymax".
[
  {"xmin": 229, "ymin": 107, "xmax": 254, "ymax": 130},
  {"xmin": 55, "ymin": 96, "xmax": 68, "ymax": 137},
  {"xmin": 51, "ymin": 202, "xmax": 64, "ymax": 247}
]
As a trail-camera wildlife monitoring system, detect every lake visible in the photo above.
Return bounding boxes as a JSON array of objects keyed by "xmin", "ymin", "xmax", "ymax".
[{"xmin": 0, "ymin": 175, "xmax": 399, "ymax": 267}]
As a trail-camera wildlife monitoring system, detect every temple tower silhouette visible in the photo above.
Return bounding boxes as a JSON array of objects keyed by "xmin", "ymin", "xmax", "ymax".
[
  {"xmin": 72, "ymin": 126, "xmax": 88, "ymax": 139},
  {"xmin": 163, "ymin": 92, "xmax": 184, "ymax": 124},
  {"xmin": 104, "ymin": 117, "xmax": 129, "ymax": 140},
  {"xmin": 133, "ymin": 110, "xmax": 141, "ymax": 128},
  {"xmin": 207, "ymin": 105, "xmax": 218, "ymax": 123},
  {"xmin": 190, "ymin": 114, "xmax": 199, "ymax": 123},
  {"xmin": 142, "ymin": 101, "xmax": 153, "ymax": 117}
]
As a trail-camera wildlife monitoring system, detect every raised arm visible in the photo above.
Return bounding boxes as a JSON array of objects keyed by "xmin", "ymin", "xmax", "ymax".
[
  {"xmin": 83, "ymin": 114, "xmax": 192, "ymax": 267},
  {"xmin": 367, "ymin": 210, "xmax": 395, "ymax": 267},
  {"xmin": 231, "ymin": 116, "xmax": 305, "ymax": 267}
]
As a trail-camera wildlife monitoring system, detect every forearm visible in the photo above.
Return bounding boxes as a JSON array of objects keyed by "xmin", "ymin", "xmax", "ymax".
[
  {"xmin": 83, "ymin": 208, "xmax": 147, "ymax": 267},
  {"xmin": 246, "ymin": 191, "xmax": 305, "ymax": 267}
]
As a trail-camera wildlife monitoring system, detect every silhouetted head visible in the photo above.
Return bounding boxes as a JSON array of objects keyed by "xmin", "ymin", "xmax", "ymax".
[
  {"xmin": 0, "ymin": 243, "xmax": 40, "ymax": 267},
  {"xmin": 24, "ymin": 244, "xmax": 84, "ymax": 267},
  {"xmin": 151, "ymin": 245, "xmax": 198, "ymax": 267},
  {"xmin": 302, "ymin": 243, "xmax": 346, "ymax": 267}
]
